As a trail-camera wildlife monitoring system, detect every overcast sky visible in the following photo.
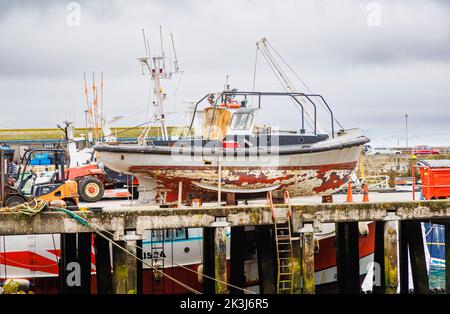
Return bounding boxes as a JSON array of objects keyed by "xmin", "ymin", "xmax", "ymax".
[{"xmin": 0, "ymin": 0, "xmax": 449, "ymax": 145}]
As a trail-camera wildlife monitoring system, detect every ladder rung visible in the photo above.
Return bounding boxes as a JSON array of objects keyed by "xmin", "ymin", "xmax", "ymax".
[
  {"xmin": 278, "ymin": 250, "xmax": 291, "ymax": 253},
  {"xmin": 280, "ymin": 273, "xmax": 292, "ymax": 275},
  {"xmin": 280, "ymin": 280, "xmax": 292, "ymax": 283},
  {"xmin": 280, "ymin": 257, "xmax": 292, "ymax": 260},
  {"xmin": 277, "ymin": 236, "xmax": 291, "ymax": 240}
]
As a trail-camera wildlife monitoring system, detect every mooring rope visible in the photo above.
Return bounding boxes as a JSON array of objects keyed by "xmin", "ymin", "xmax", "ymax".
[
  {"xmin": 53, "ymin": 207, "xmax": 202, "ymax": 294},
  {"xmin": 0, "ymin": 198, "xmax": 47, "ymax": 216},
  {"xmin": 2, "ymin": 200, "xmax": 253, "ymax": 294},
  {"xmin": 91, "ymin": 225, "xmax": 257, "ymax": 294},
  {"xmin": 55, "ymin": 207, "xmax": 256, "ymax": 294}
]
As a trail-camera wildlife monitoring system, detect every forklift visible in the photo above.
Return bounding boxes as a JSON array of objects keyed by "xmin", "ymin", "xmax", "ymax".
[{"xmin": 1, "ymin": 148, "xmax": 79, "ymax": 208}]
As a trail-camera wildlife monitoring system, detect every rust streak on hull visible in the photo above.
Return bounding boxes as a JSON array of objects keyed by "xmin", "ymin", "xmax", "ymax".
[{"xmin": 130, "ymin": 162, "xmax": 356, "ymax": 203}]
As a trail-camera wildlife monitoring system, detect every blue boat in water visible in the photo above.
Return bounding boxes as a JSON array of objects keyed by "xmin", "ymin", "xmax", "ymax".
[{"xmin": 424, "ymin": 223, "xmax": 446, "ymax": 268}]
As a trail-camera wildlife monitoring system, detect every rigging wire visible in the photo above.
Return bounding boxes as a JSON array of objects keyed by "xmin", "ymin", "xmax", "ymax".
[
  {"xmin": 259, "ymin": 49, "xmax": 314, "ymax": 131},
  {"xmin": 51, "ymin": 234, "xmax": 59, "ymax": 264},
  {"xmin": 95, "ymin": 228, "xmax": 201, "ymax": 294},
  {"xmin": 251, "ymin": 47, "xmax": 259, "ymax": 107},
  {"xmin": 266, "ymin": 41, "xmax": 345, "ymax": 130},
  {"xmin": 102, "ymin": 119, "xmax": 158, "ymax": 140},
  {"xmin": 0, "ymin": 256, "xmax": 57, "ymax": 269},
  {"xmin": 58, "ymin": 209, "xmax": 255, "ymax": 294},
  {"xmin": 54, "ymin": 207, "xmax": 202, "ymax": 294}
]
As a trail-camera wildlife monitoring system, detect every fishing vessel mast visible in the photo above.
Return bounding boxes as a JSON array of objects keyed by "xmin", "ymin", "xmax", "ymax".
[{"xmin": 138, "ymin": 27, "xmax": 180, "ymax": 143}]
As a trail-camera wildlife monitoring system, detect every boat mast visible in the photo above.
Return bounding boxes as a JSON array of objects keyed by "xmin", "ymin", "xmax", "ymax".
[
  {"xmin": 256, "ymin": 37, "xmax": 326, "ymax": 134},
  {"xmin": 138, "ymin": 27, "xmax": 180, "ymax": 144}
]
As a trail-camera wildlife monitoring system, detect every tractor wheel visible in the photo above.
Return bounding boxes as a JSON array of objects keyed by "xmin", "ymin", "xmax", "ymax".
[
  {"xmin": 5, "ymin": 195, "xmax": 27, "ymax": 208},
  {"xmin": 78, "ymin": 176, "xmax": 105, "ymax": 203},
  {"xmin": 128, "ymin": 186, "xmax": 140, "ymax": 200}
]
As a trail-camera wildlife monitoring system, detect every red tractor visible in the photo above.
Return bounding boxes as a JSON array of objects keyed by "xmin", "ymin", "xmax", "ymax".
[{"xmin": 66, "ymin": 164, "xmax": 139, "ymax": 202}]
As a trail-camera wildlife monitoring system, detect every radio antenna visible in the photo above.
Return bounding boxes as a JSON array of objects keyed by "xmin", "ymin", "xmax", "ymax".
[
  {"xmin": 142, "ymin": 29, "xmax": 148, "ymax": 56},
  {"xmin": 171, "ymin": 33, "xmax": 180, "ymax": 72},
  {"xmin": 159, "ymin": 25, "xmax": 166, "ymax": 72}
]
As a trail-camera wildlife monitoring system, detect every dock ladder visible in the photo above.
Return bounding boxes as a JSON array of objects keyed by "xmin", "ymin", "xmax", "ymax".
[
  {"xmin": 150, "ymin": 229, "xmax": 166, "ymax": 293},
  {"xmin": 267, "ymin": 191, "xmax": 295, "ymax": 294}
]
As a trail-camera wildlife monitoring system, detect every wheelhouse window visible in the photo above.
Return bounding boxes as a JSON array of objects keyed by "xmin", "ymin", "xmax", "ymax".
[
  {"xmin": 231, "ymin": 112, "xmax": 253, "ymax": 130},
  {"xmin": 165, "ymin": 228, "xmax": 188, "ymax": 241}
]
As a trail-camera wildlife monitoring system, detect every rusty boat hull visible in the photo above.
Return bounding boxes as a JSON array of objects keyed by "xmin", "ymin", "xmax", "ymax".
[{"xmin": 95, "ymin": 130, "xmax": 369, "ymax": 203}]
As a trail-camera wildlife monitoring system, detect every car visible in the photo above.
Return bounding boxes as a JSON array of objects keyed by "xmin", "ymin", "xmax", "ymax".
[
  {"xmin": 366, "ymin": 147, "xmax": 402, "ymax": 156},
  {"xmin": 412, "ymin": 145, "xmax": 440, "ymax": 155}
]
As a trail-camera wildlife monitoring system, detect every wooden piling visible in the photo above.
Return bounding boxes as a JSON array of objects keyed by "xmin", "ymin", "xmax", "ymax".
[
  {"xmin": 112, "ymin": 240, "xmax": 128, "ymax": 294},
  {"xmin": 398, "ymin": 221, "xmax": 409, "ymax": 294},
  {"xmin": 301, "ymin": 231, "xmax": 315, "ymax": 294},
  {"xmin": 256, "ymin": 225, "xmax": 276, "ymax": 294},
  {"xmin": 373, "ymin": 221, "xmax": 386, "ymax": 294},
  {"xmin": 230, "ymin": 226, "xmax": 245, "ymax": 294},
  {"xmin": 78, "ymin": 233, "xmax": 92, "ymax": 294},
  {"xmin": 59, "ymin": 233, "xmax": 78, "ymax": 294},
  {"xmin": 291, "ymin": 232, "xmax": 302, "ymax": 294},
  {"xmin": 125, "ymin": 240, "xmax": 138, "ymax": 294},
  {"xmin": 202, "ymin": 227, "xmax": 215, "ymax": 294},
  {"xmin": 136, "ymin": 239, "xmax": 143, "ymax": 294},
  {"xmin": 406, "ymin": 221, "xmax": 429, "ymax": 294},
  {"xmin": 214, "ymin": 223, "xmax": 229, "ymax": 294},
  {"xmin": 94, "ymin": 233, "xmax": 112, "ymax": 294},
  {"xmin": 335, "ymin": 222, "xmax": 360, "ymax": 293},
  {"xmin": 384, "ymin": 220, "xmax": 398, "ymax": 294}
]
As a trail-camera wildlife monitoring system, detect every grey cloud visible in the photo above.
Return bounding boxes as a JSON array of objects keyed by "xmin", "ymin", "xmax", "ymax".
[{"xmin": 0, "ymin": 0, "xmax": 448, "ymax": 142}]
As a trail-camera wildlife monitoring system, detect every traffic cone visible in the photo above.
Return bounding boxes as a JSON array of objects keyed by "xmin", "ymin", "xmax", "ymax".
[
  {"xmin": 362, "ymin": 183, "xmax": 369, "ymax": 202},
  {"xmin": 346, "ymin": 181, "xmax": 353, "ymax": 203}
]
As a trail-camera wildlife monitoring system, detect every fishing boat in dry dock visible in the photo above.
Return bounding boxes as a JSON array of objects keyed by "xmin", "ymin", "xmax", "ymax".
[
  {"xmin": 95, "ymin": 91, "xmax": 369, "ymax": 203},
  {"xmin": 94, "ymin": 37, "xmax": 370, "ymax": 204}
]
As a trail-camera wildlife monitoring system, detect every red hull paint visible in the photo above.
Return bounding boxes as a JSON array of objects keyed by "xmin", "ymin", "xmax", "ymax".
[
  {"xmin": 130, "ymin": 162, "xmax": 357, "ymax": 202},
  {"xmin": 1, "ymin": 223, "xmax": 375, "ymax": 294},
  {"xmin": 315, "ymin": 222, "xmax": 375, "ymax": 272}
]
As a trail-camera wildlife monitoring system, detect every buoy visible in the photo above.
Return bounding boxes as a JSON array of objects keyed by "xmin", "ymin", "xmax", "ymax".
[
  {"xmin": 313, "ymin": 236, "xmax": 320, "ymax": 254},
  {"xmin": 346, "ymin": 181, "xmax": 353, "ymax": 203},
  {"xmin": 49, "ymin": 200, "xmax": 66, "ymax": 209},
  {"xmin": 362, "ymin": 183, "xmax": 369, "ymax": 202},
  {"xmin": 358, "ymin": 222, "xmax": 369, "ymax": 236},
  {"xmin": 3, "ymin": 278, "xmax": 32, "ymax": 291},
  {"xmin": 197, "ymin": 264, "xmax": 204, "ymax": 284}
]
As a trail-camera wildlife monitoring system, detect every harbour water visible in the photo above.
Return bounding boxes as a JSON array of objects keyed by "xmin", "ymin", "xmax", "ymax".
[{"xmin": 429, "ymin": 265, "xmax": 445, "ymax": 290}]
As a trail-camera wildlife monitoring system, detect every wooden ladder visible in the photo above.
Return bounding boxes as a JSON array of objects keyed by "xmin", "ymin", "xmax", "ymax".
[
  {"xmin": 268, "ymin": 191, "xmax": 295, "ymax": 294},
  {"xmin": 150, "ymin": 229, "xmax": 166, "ymax": 294}
]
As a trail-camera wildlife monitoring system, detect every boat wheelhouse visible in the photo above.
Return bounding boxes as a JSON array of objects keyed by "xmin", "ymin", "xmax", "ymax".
[{"xmin": 95, "ymin": 90, "xmax": 369, "ymax": 204}]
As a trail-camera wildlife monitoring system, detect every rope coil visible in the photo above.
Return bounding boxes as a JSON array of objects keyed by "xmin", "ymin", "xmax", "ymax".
[{"xmin": 0, "ymin": 198, "xmax": 47, "ymax": 216}]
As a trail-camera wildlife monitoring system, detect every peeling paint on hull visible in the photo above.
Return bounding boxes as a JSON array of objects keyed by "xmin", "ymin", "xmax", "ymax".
[
  {"xmin": 130, "ymin": 163, "xmax": 355, "ymax": 202},
  {"xmin": 96, "ymin": 139, "xmax": 364, "ymax": 204}
]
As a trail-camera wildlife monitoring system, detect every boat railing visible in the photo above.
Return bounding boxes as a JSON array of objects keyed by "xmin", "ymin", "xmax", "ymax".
[{"xmin": 187, "ymin": 91, "xmax": 335, "ymax": 138}]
